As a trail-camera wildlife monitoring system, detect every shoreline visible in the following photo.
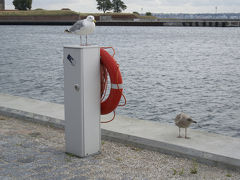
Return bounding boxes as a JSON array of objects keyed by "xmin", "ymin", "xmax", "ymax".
[
  {"xmin": 0, "ymin": 15, "xmax": 240, "ymax": 26},
  {"xmin": 0, "ymin": 20, "xmax": 239, "ymax": 27},
  {"xmin": 0, "ymin": 10, "xmax": 239, "ymax": 27}
]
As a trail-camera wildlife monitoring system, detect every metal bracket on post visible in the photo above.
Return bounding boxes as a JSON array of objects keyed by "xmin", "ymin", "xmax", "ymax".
[{"xmin": 64, "ymin": 45, "xmax": 101, "ymax": 157}]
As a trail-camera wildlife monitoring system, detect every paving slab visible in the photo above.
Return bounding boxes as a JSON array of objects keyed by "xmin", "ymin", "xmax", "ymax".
[{"xmin": 0, "ymin": 93, "xmax": 239, "ymax": 170}]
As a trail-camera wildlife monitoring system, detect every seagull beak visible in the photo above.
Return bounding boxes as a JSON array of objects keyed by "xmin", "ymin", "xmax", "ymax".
[{"xmin": 93, "ymin": 20, "xmax": 96, "ymax": 23}]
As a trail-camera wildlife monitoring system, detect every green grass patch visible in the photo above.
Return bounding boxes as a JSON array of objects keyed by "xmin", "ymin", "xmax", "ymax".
[
  {"xmin": 101, "ymin": 140, "xmax": 105, "ymax": 145},
  {"xmin": 136, "ymin": 14, "xmax": 157, "ymax": 20},
  {"xmin": 172, "ymin": 168, "xmax": 177, "ymax": 175},
  {"xmin": 116, "ymin": 157, "xmax": 122, "ymax": 161},
  {"xmin": 130, "ymin": 147, "xmax": 142, "ymax": 152},
  {"xmin": 16, "ymin": 143, "xmax": 23, "ymax": 147},
  {"xmin": 65, "ymin": 152, "xmax": 79, "ymax": 158},
  {"xmin": 179, "ymin": 168, "xmax": 184, "ymax": 176},
  {"xmin": 80, "ymin": 12, "xmax": 135, "ymax": 16},
  {"xmin": 0, "ymin": 10, "xmax": 159, "ymax": 22},
  {"xmin": 0, "ymin": 10, "xmax": 151, "ymax": 19},
  {"xmin": 0, "ymin": 10, "xmax": 78, "ymax": 16},
  {"xmin": 0, "ymin": 10, "xmax": 136, "ymax": 17},
  {"xmin": 190, "ymin": 161, "xmax": 198, "ymax": 174},
  {"xmin": 226, "ymin": 174, "xmax": 232, "ymax": 177}
]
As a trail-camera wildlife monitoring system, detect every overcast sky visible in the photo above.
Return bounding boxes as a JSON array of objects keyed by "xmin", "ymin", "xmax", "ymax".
[{"xmin": 5, "ymin": 0, "xmax": 240, "ymax": 13}]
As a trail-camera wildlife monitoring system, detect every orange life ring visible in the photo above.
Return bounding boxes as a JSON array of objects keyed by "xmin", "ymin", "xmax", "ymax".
[{"xmin": 100, "ymin": 48, "xmax": 123, "ymax": 115}]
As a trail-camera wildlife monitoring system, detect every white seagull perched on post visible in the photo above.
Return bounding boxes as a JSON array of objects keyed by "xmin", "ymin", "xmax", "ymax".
[
  {"xmin": 175, "ymin": 113, "xmax": 197, "ymax": 139},
  {"xmin": 65, "ymin": 15, "xmax": 96, "ymax": 45}
]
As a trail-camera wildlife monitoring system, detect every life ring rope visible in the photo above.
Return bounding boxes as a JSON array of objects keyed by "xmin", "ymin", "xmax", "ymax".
[
  {"xmin": 101, "ymin": 111, "xmax": 116, "ymax": 124},
  {"xmin": 115, "ymin": 63, "xmax": 126, "ymax": 107},
  {"xmin": 102, "ymin": 46, "xmax": 116, "ymax": 57}
]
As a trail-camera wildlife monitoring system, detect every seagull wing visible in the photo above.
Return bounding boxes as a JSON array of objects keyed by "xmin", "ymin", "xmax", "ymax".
[
  {"xmin": 175, "ymin": 114, "xmax": 182, "ymax": 124},
  {"xmin": 69, "ymin": 20, "xmax": 84, "ymax": 32}
]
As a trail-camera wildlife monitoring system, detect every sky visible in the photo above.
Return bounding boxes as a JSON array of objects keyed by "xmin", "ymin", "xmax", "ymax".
[{"xmin": 5, "ymin": 0, "xmax": 240, "ymax": 13}]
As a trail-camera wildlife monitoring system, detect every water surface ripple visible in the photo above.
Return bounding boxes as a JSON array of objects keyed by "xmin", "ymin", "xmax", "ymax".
[{"xmin": 0, "ymin": 25, "xmax": 240, "ymax": 137}]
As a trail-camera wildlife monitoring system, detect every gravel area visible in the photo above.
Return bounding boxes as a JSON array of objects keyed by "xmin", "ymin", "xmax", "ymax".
[{"xmin": 0, "ymin": 114, "xmax": 239, "ymax": 180}]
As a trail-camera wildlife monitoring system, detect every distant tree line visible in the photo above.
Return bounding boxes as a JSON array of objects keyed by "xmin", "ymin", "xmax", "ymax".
[
  {"xmin": 13, "ymin": 0, "xmax": 32, "ymax": 10},
  {"xmin": 12, "ymin": 0, "xmax": 127, "ymax": 13},
  {"xmin": 145, "ymin": 12, "xmax": 152, "ymax": 16},
  {"xmin": 96, "ymin": 0, "xmax": 127, "ymax": 13}
]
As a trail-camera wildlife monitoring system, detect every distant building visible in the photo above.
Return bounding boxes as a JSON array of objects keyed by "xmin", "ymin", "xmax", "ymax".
[
  {"xmin": 0, "ymin": 0, "xmax": 5, "ymax": 10},
  {"xmin": 153, "ymin": 13, "xmax": 240, "ymax": 20}
]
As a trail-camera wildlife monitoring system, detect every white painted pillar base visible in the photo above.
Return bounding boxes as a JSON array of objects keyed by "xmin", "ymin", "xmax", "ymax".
[{"xmin": 64, "ymin": 45, "xmax": 101, "ymax": 157}]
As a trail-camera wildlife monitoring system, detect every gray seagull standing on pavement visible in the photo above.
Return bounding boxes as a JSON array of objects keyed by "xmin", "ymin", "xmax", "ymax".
[
  {"xmin": 65, "ymin": 15, "xmax": 96, "ymax": 45},
  {"xmin": 175, "ymin": 113, "xmax": 197, "ymax": 139}
]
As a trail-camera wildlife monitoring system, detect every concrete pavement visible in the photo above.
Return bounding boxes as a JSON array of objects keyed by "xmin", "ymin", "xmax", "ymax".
[{"xmin": 0, "ymin": 93, "xmax": 239, "ymax": 170}]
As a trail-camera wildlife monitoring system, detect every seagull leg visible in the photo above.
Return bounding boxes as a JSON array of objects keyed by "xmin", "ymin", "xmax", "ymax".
[
  {"xmin": 185, "ymin": 128, "xmax": 190, "ymax": 139},
  {"xmin": 80, "ymin": 35, "xmax": 82, "ymax": 46},
  {"xmin": 86, "ymin": 35, "xmax": 88, "ymax": 46},
  {"xmin": 177, "ymin": 128, "xmax": 182, "ymax": 138}
]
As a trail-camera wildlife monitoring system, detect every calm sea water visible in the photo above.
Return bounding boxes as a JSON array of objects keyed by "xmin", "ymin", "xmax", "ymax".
[{"xmin": 0, "ymin": 25, "xmax": 240, "ymax": 137}]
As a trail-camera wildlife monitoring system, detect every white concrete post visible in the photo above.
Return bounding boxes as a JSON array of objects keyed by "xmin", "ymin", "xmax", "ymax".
[{"xmin": 64, "ymin": 45, "xmax": 101, "ymax": 157}]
